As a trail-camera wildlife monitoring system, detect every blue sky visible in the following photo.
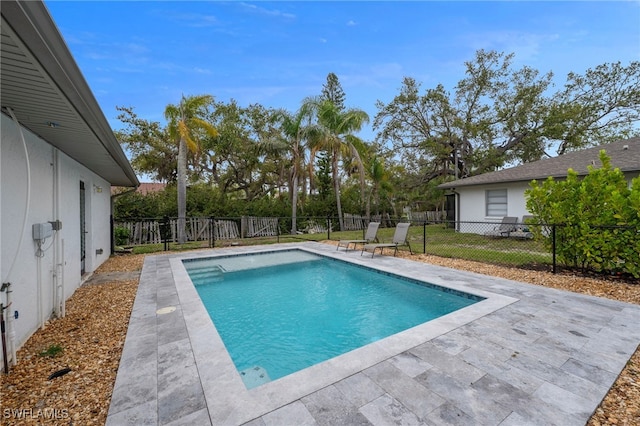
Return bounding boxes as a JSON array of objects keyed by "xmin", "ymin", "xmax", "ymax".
[{"xmin": 45, "ymin": 1, "xmax": 640, "ymax": 143}]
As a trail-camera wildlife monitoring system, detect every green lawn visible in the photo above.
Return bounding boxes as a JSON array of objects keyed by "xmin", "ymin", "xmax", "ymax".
[
  {"xmin": 128, "ymin": 223, "xmax": 552, "ymax": 268},
  {"xmin": 328, "ymin": 224, "xmax": 552, "ymax": 266}
]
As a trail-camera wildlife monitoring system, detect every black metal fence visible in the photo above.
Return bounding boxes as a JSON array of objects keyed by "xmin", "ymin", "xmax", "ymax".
[{"xmin": 112, "ymin": 215, "xmax": 639, "ymax": 279}]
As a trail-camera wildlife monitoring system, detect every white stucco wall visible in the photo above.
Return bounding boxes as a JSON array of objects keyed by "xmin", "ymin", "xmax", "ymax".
[
  {"xmin": 455, "ymin": 181, "xmax": 533, "ymax": 234},
  {"xmin": 1, "ymin": 113, "xmax": 112, "ymax": 360}
]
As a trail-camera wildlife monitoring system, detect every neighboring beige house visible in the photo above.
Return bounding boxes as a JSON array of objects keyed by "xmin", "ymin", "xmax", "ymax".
[
  {"xmin": 1, "ymin": 0, "xmax": 138, "ymax": 368},
  {"xmin": 438, "ymin": 137, "xmax": 640, "ymax": 233}
]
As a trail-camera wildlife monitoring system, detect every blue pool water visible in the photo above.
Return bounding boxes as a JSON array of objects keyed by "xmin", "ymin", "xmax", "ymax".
[{"xmin": 184, "ymin": 250, "xmax": 481, "ymax": 388}]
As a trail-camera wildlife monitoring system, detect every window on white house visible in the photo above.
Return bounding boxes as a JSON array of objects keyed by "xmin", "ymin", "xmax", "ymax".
[{"xmin": 486, "ymin": 189, "xmax": 507, "ymax": 217}]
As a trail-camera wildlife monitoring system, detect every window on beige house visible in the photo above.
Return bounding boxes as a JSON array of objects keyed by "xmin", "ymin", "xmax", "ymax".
[{"xmin": 486, "ymin": 189, "xmax": 507, "ymax": 217}]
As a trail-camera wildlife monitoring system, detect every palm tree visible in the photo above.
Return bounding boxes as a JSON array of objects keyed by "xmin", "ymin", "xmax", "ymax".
[
  {"xmin": 271, "ymin": 105, "xmax": 315, "ymax": 234},
  {"xmin": 165, "ymin": 95, "xmax": 218, "ymax": 243},
  {"xmin": 367, "ymin": 155, "xmax": 393, "ymax": 217},
  {"xmin": 307, "ymin": 98, "xmax": 369, "ymax": 231}
]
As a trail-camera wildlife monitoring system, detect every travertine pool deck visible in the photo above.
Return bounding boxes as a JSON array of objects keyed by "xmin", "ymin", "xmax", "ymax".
[{"xmin": 106, "ymin": 242, "xmax": 640, "ymax": 425}]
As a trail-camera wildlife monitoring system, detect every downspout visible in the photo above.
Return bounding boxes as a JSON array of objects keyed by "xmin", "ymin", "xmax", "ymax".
[
  {"xmin": 60, "ymin": 239, "xmax": 65, "ymax": 317},
  {"xmin": 455, "ymin": 190, "xmax": 460, "ymax": 232},
  {"xmin": 37, "ymin": 252, "xmax": 43, "ymax": 329},
  {"xmin": 2, "ymin": 107, "xmax": 31, "ymax": 366},
  {"xmin": 52, "ymin": 148, "xmax": 57, "ymax": 317},
  {"xmin": 110, "ymin": 188, "xmax": 137, "ymax": 254},
  {"xmin": 450, "ymin": 189, "xmax": 461, "ymax": 232}
]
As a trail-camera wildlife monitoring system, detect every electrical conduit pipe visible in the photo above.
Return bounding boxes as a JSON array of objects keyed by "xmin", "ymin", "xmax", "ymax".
[{"xmin": 2, "ymin": 107, "xmax": 32, "ymax": 366}]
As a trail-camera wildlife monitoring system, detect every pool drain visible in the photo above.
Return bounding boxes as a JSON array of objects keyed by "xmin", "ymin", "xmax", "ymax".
[{"xmin": 239, "ymin": 365, "xmax": 271, "ymax": 388}]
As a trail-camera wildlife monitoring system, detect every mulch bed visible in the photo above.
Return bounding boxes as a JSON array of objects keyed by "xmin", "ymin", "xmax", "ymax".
[{"xmin": 0, "ymin": 248, "xmax": 637, "ymax": 425}]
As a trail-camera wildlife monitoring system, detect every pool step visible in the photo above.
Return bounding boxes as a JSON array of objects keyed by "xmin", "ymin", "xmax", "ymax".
[
  {"xmin": 184, "ymin": 251, "xmax": 323, "ymax": 274},
  {"xmin": 189, "ymin": 264, "xmax": 225, "ymax": 284}
]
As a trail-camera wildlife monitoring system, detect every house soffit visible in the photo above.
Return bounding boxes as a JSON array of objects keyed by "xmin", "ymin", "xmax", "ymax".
[{"xmin": 0, "ymin": 1, "xmax": 138, "ymax": 187}]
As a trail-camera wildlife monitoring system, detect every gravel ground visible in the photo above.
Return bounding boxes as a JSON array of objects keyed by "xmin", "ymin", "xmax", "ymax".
[{"xmin": 0, "ymin": 248, "xmax": 637, "ymax": 425}]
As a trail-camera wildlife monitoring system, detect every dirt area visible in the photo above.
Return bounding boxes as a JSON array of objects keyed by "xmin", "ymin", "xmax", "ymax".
[
  {"xmin": 0, "ymin": 248, "xmax": 637, "ymax": 425},
  {"xmin": 0, "ymin": 254, "xmax": 144, "ymax": 425}
]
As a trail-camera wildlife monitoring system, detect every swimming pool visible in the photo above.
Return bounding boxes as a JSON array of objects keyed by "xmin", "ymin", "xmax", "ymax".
[{"xmin": 183, "ymin": 250, "xmax": 483, "ymax": 388}]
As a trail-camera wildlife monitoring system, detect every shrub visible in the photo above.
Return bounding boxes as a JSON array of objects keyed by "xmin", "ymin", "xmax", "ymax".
[
  {"xmin": 526, "ymin": 150, "xmax": 640, "ymax": 277},
  {"xmin": 114, "ymin": 227, "xmax": 131, "ymax": 246}
]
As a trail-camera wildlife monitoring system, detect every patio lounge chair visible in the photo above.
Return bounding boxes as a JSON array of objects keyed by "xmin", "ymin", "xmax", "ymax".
[
  {"xmin": 361, "ymin": 222, "xmax": 413, "ymax": 258},
  {"xmin": 484, "ymin": 216, "xmax": 518, "ymax": 238},
  {"xmin": 337, "ymin": 222, "xmax": 380, "ymax": 251},
  {"xmin": 509, "ymin": 215, "xmax": 535, "ymax": 239}
]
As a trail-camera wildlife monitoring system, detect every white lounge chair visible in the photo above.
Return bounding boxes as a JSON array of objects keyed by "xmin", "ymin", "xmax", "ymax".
[
  {"xmin": 484, "ymin": 216, "xmax": 518, "ymax": 238},
  {"xmin": 361, "ymin": 222, "xmax": 413, "ymax": 258},
  {"xmin": 509, "ymin": 215, "xmax": 535, "ymax": 239},
  {"xmin": 337, "ymin": 222, "xmax": 380, "ymax": 251}
]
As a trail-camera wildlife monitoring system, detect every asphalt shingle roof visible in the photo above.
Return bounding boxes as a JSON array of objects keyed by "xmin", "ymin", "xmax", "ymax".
[{"xmin": 438, "ymin": 137, "xmax": 640, "ymax": 189}]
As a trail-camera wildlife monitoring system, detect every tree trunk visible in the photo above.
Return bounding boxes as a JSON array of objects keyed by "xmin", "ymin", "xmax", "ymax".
[
  {"xmin": 365, "ymin": 188, "xmax": 371, "ymax": 220},
  {"xmin": 291, "ymin": 167, "xmax": 298, "ymax": 234},
  {"xmin": 300, "ymin": 168, "xmax": 308, "ymax": 206},
  {"xmin": 332, "ymin": 150, "xmax": 344, "ymax": 231},
  {"xmin": 177, "ymin": 137, "xmax": 187, "ymax": 244}
]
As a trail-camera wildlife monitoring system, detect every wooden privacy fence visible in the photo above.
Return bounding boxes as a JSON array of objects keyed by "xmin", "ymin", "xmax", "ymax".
[
  {"xmin": 115, "ymin": 220, "xmax": 162, "ymax": 245},
  {"xmin": 214, "ymin": 220, "xmax": 240, "ymax": 240},
  {"xmin": 115, "ymin": 213, "xmax": 438, "ymax": 246},
  {"xmin": 343, "ymin": 211, "xmax": 443, "ymax": 230},
  {"xmin": 343, "ymin": 213, "xmax": 367, "ymax": 231},
  {"xmin": 343, "ymin": 213, "xmax": 393, "ymax": 230},
  {"xmin": 241, "ymin": 216, "xmax": 279, "ymax": 237},
  {"xmin": 408, "ymin": 211, "xmax": 446, "ymax": 223},
  {"xmin": 115, "ymin": 217, "xmax": 240, "ymax": 245}
]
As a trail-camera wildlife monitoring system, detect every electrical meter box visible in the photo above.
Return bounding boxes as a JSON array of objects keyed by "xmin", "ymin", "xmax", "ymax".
[{"xmin": 32, "ymin": 222, "xmax": 53, "ymax": 240}]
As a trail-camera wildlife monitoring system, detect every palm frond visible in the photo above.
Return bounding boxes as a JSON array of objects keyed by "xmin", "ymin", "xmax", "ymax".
[
  {"xmin": 164, "ymin": 104, "xmax": 180, "ymax": 121},
  {"xmin": 178, "ymin": 121, "xmax": 198, "ymax": 153},
  {"xmin": 183, "ymin": 94, "xmax": 214, "ymax": 114},
  {"xmin": 261, "ymin": 137, "xmax": 289, "ymax": 153},
  {"xmin": 190, "ymin": 117, "xmax": 219, "ymax": 138},
  {"xmin": 164, "ymin": 104, "xmax": 181, "ymax": 140}
]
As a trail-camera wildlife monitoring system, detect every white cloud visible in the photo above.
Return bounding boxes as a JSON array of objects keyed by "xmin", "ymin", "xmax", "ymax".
[
  {"xmin": 112, "ymin": 67, "xmax": 145, "ymax": 74},
  {"xmin": 463, "ymin": 30, "xmax": 560, "ymax": 62},
  {"xmin": 171, "ymin": 13, "xmax": 219, "ymax": 28},
  {"xmin": 86, "ymin": 52, "xmax": 110, "ymax": 61},
  {"xmin": 194, "ymin": 67, "xmax": 212, "ymax": 75},
  {"xmin": 121, "ymin": 42, "xmax": 150, "ymax": 55},
  {"xmin": 240, "ymin": 2, "xmax": 296, "ymax": 19},
  {"xmin": 149, "ymin": 8, "xmax": 220, "ymax": 28},
  {"xmin": 83, "ymin": 40, "xmax": 151, "ymax": 66},
  {"xmin": 347, "ymin": 20, "xmax": 357, "ymax": 27}
]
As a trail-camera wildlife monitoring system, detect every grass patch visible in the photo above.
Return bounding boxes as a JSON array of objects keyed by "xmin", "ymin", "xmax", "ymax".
[
  {"xmin": 125, "ymin": 223, "xmax": 553, "ymax": 268},
  {"xmin": 331, "ymin": 224, "xmax": 551, "ymax": 266},
  {"xmin": 426, "ymin": 243, "xmax": 551, "ymax": 265},
  {"xmin": 39, "ymin": 344, "xmax": 64, "ymax": 358}
]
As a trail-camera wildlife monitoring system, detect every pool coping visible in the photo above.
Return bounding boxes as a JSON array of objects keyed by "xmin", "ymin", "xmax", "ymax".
[{"xmin": 106, "ymin": 242, "xmax": 640, "ymax": 426}]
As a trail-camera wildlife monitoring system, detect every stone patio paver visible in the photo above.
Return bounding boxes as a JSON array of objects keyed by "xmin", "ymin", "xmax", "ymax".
[{"xmin": 106, "ymin": 243, "xmax": 640, "ymax": 425}]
